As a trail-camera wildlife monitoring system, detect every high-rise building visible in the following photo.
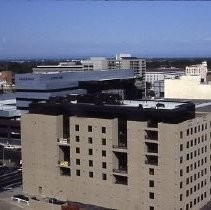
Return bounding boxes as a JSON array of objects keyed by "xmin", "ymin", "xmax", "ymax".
[{"xmin": 21, "ymin": 94, "xmax": 211, "ymax": 210}]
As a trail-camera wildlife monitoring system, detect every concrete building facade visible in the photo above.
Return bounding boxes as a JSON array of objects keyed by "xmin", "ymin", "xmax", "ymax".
[
  {"xmin": 21, "ymin": 95, "xmax": 211, "ymax": 210},
  {"xmin": 185, "ymin": 61, "xmax": 208, "ymax": 82}
]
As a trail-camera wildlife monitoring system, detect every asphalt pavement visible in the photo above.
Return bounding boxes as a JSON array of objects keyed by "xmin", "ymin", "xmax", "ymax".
[{"xmin": 0, "ymin": 186, "xmax": 25, "ymax": 210}]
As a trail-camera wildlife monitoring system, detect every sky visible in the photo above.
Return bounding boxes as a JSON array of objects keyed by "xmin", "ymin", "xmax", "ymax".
[{"xmin": 0, "ymin": 1, "xmax": 211, "ymax": 59}]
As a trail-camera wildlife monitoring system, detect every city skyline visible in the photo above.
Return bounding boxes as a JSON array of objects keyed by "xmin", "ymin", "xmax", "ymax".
[{"xmin": 0, "ymin": 1, "xmax": 211, "ymax": 59}]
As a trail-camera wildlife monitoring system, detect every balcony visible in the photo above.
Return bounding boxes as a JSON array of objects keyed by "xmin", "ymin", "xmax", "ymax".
[
  {"xmin": 113, "ymin": 142, "xmax": 127, "ymax": 152},
  {"xmin": 113, "ymin": 168, "xmax": 128, "ymax": 176},
  {"xmin": 145, "ymin": 155, "xmax": 158, "ymax": 166},
  {"xmin": 145, "ymin": 142, "xmax": 158, "ymax": 155},
  {"xmin": 57, "ymin": 138, "xmax": 70, "ymax": 145},
  {"xmin": 147, "ymin": 120, "xmax": 158, "ymax": 129},
  {"xmin": 58, "ymin": 160, "xmax": 70, "ymax": 168},
  {"xmin": 145, "ymin": 130, "xmax": 158, "ymax": 141},
  {"xmin": 113, "ymin": 175, "xmax": 128, "ymax": 185}
]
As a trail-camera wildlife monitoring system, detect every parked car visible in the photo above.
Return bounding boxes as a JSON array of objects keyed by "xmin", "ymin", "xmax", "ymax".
[{"xmin": 11, "ymin": 194, "xmax": 29, "ymax": 205}]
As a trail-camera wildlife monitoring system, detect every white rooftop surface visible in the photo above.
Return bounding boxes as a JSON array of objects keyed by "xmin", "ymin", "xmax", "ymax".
[
  {"xmin": 0, "ymin": 99, "xmax": 21, "ymax": 117},
  {"xmin": 123, "ymin": 100, "xmax": 186, "ymax": 110}
]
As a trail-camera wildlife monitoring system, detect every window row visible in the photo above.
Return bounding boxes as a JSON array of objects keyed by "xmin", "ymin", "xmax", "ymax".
[
  {"xmin": 75, "ymin": 170, "xmax": 107, "ymax": 180},
  {"xmin": 184, "ymin": 179, "xmax": 207, "ymax": 194},
  {"xmin": 186, "ymin": 135, "xmax": 207, "ymax": 149},
  {"xmin": 75, "ymin": 124, "xmax": 106, "ymax": 133},
  {"xmin": 76, "ymin": 148, "xmax": 106, "ymax": 156},
  {"xmin": 180, "ymin": 167, "xmax": 207, "ymax": 178},
  {"xmin": 180, "ymin": 156, "xmax": 207, "ymax": 170},
  {"xmin": 76, "ymin": 159, "xmax": 107, "ymax": 169},
  {"xmin": 180, "ymin": 191, "xmax": 207, "ymax": 210},
  {"xmin": 185, "ymin": 123, "xmax": 208, "ymax": 137},
  {"xmin": 75, "ymin": 136, "xmax": 106, "ymax": 145}
]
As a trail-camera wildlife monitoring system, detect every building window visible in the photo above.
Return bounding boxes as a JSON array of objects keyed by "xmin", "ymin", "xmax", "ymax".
[
  {"xmin": 186, "ymin": 190, "xmax": 189, "ymax": 197},
  {"xmin": 149, "ymin": 192, "xmax": 154, "ymax": 199},
  {"xmin": 186, "ymin": 166, "xmax": 189, "ymax": 173},
  {"xmin": 180, "ymin": 131, "xmax": 183, "ymax": 139},
  {"xmin": 76, "ymin": 159, "xmax": 80, "ymax": 165},
  {"xmin": 180, "ymin": 181, "xmax": 183, "ymax": 189},
  {"xmin": 102, "ymin": 162, "xmax": 107, "ymax": 169},
  {"xmin": 186, "ymin": 177, "xmax": 189, "ymax": 185},
  {"xmin": 180, "ymin": 144, "xmax": 183, "ymax": 151},
  {"xmin": 102, "ymin": 150, "xmax": 106, "ymax": 157},
  {"xmin": 89, "ymin": 149, "xmax": 93, "ymax": 155},
  {"xmin": 190, "ymin": 140, "xmax": 193, "ymax": 147},
  {"xmin": 88, "ymin": 125, "xmax": 92, "ymax": 132},
  {"xmin": 180, "ymin": 169, "xmax": 183, "ymax": 177},
  {"xmin": 89, "ymin": 171, "xmax": 93, "ymax": 178},
  {"xmin": 102, "ymin": 127, "xmax": 106, "ymax": 133},
  {"xmin": 149, "ymin": 180, "xmax": 154, "ymax": 187},
  {"xmin": 76, "ymin": 170, "xmax": 80, "ymax": 176},
  {"xmin": 186, "ymin": 204, "xmax": 189, "ymax": 210},
  {"xmin": 150, "ymin": 207, "xmax": 154, "ymax": 210},
  {"xmin": 187, "ymin": 129, "xmax": 189, "ymax": 136},
  {"xmin": 186, "ymin": 141, "xmax": 189, "ymax": 148},
  {"xmin": 88, "ymin": 137, "xmax": 93, "ymax": 144},
  {"xmin": 180, "ymin": 156, "xmax": 183, "ymax": 164},
  {"xmin": 76, "ymin": 147, "xmax": 80, "ymax": 153},
  {"xmin": 75, "ymin": 136, "xmax": 80, "ymax": 142},
  {"xmin": 89, "ymin": 160, "xmax": 93, "ymax": 167},
  {"xmin": 180, "ymin": 194, "xmax": 183, "ymax": 201},
  {"xmin": 149, "ymin": 168, "xmax": 154, "ymax": 175},
  {"xmin": 102, "ymin": 173, "xmax": 107, "ymax": 180},
  {"xmin": 186, "ymin": 154, "xmax": 189, "ymax": 161},
  {"xmin": 102, "ymin": 138, "xmax": 106, "ymax": 146},
  {"xmin": 75, "ymin": 125, "xmax": 79, "ymax": 131}
]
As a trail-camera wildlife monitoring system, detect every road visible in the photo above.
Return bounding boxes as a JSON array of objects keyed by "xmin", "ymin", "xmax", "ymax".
[
  {"xmin": 0, "ymin": 200, "xmax": 23, "ymax": 210},
  {"xmin": 0, "ymin": 186, "xmax": 25, "ymax": 210}
]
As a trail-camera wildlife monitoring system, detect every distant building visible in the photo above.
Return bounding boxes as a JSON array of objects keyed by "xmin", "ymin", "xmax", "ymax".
[
  {"xmin": 185, "ymin": 61, "xmax": 208, "ymax": 82},
  {"xmin": 154, "ymin": 80, "xmax": 164, "ymax": 98},
  {"xmin": 33, "ymin": 54, "xmax": 146, "ymax": 78},
  {"xmin": 165, "ymin": 75, "xmax": 211, "ymax": 99},
  {"xmin": 21, "ymin": 94, "xmax": 211, "ymax": 210},
  {"xmin": 146, "ymin": 67, "xmax": 185, "ymax": 85},
  {"xmin": 0, "ymin": 96, "xmax": 21, "ymax": 145},
  {"xmin": 15, "ymin": 69, "xmax": 139, "ymax": 111}
]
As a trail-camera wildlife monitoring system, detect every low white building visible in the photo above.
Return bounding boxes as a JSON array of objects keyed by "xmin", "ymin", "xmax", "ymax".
[
  {"xmin": 146, "ymin": 68, "xmax": 185, "ymax": 85},
  {"xmin": 165, "ymin": 75, "xmax": 211, "ymax": 99},
  {"xmin": 185, "ymin": 61, "xmax": 208, "ymax": 82},
  {"xmin": 146, "ymin": 67, "xmax": 185, "ymax": 86}
]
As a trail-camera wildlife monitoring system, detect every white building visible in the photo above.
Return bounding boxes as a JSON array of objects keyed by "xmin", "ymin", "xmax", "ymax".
[
  {"xmin": 165, "ymin": 75, "xmax": 211, "ymax": 99},
  {"xmin": 185, "ymin": 61, "xmax": 208, "ymax": 82},
  {"xmin": 146, "ymin": 68, "xmax": 185, "ymax": 86},
  {"xmin": 33, "ymin": 54, "xmax": 146, "ymax": 78}
]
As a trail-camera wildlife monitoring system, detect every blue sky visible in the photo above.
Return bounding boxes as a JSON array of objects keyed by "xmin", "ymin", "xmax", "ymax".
[{"xmin": 0, "ymin": 1, "xmax": 211, "ymax": 59}]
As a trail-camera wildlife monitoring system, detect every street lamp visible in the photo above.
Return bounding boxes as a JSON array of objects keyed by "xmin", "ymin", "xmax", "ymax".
[{"xmin": 51, "ymin": 190, "xmax": 63, "ymax": 210}]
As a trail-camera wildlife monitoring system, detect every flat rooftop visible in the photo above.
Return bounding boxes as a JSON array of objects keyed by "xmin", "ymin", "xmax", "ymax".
[{"xmin": 123, "ymin": 100, "xmax": 186, "ymax": 110}]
